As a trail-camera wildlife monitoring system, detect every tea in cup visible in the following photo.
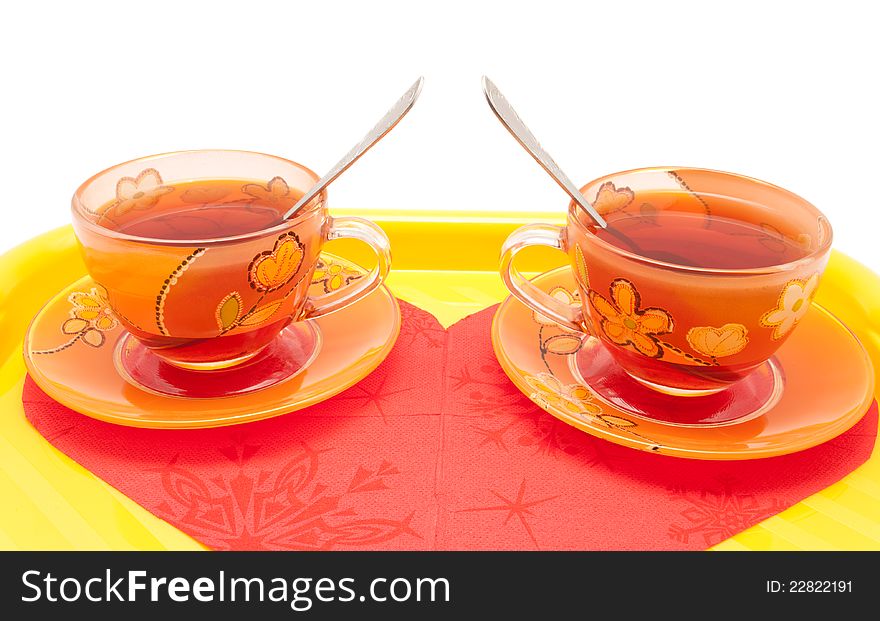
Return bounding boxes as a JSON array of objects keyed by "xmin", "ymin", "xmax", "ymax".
[
  {"xmin": 72, "ymin": 150, "xmax": 391, "ymax": 371},
  {"xmin": 500, "ymin": 167, "xmax": 832, "ymax": 396}
]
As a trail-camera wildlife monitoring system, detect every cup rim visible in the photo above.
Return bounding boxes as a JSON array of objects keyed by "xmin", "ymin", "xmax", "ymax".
[
  {"xmin": 571, "ymin": 166, "xmax": 834, "ymax": 276},
  {"xmin": 71, "ymin": 149, "xmax": 326, "ymax": 247}
]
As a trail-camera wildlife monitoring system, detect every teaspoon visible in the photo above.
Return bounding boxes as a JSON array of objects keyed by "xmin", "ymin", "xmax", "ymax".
[
  {"xmin": 481, "ymin": 76, "xmax": 607, "ymax": 228},
  {"xmin": 482, "ymin": 76, "xmax": 693, "ymax": 264},
  {"xmin": 284, "ymin": 77, "xmax": 424, "ymax": 220}
]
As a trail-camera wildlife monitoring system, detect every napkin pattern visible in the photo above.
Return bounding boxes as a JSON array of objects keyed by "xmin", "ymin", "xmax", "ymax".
[{"xmin": 23, "ymin": 301, "xmax": 878, "ymax": 550}]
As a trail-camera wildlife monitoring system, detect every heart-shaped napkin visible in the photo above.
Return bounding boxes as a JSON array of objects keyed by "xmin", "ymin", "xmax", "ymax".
[{"xmin": 23, "ymin": 301, "xmax": 877, "ymax": 550}]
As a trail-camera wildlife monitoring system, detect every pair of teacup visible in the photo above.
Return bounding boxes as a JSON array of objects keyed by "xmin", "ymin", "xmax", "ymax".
[{"xmin": 72, "ymin": 150, "xmax": 831, "ymax": 397}]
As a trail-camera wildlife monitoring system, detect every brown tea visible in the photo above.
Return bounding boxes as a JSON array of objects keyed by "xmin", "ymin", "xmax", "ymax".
[
  {"xmin": 101, "ymin": 178, "xmax": 296, "ymax": 239},
  {"xmin": 90, "ymin": 177, "xmax": 310, "ymax": 368},
  {"xmin": 572, "ymin": 184, "xmax": 824, "ymax": 394},
  {"xmin": 73, "ymin": 152, "xmax": 389, "ymax": 381},
  {"xmin": 592, "ymin": 191, "xmax": 811, "ymax": 270}
]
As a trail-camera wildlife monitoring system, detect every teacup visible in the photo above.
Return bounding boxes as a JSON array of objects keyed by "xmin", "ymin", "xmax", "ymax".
[
  {"xmin": 71, "ymin": 150, "xmax": 391, "ymax": 370},
  {"xmin": 500, "ymin": 167, "xmax": 832, "ymax": 395}
]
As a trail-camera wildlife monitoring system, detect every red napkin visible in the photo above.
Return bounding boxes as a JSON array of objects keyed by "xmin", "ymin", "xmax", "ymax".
[{"xmin": 23, "ymin": 301, "xmax": 877, "ymax": 550}]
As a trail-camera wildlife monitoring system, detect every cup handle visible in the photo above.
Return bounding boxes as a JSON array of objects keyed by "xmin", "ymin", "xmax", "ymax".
[
  {"xmin": 303, "ymin": 216, "xmax": 391, "ymax": 319},
  {"xmin": 500, "ymin": 223, "xmax": 586, "ymax": 332}
]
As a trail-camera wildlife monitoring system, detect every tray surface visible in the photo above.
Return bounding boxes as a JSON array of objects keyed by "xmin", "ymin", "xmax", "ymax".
[{"xmin": 1, "ymin": 211, "xmax": 879, "ymax": 550}]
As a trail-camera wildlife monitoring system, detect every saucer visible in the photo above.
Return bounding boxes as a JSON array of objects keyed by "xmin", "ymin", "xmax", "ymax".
[
  {"xmin": 24, "ymin": 252, "xmax": 400, "ymax": 429},
  {"xmin": 492, "ymin": 266, "xmax": 875, "ymax": 459}
]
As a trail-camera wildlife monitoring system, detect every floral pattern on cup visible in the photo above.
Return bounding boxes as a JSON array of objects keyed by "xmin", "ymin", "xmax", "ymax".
[
  {"xmin": 97, "ymin": 169, "xmax": 174, "ymax": 220},
  {"xmin": 247, "ymin": 232, "xmax": 305, "ymax": 293},
  {"xmin": 573, "ymin": 244, "xmax": 589, "ymax": 289},
  {"xmin": 592, "ymin": 181, "xmax": 634, "ymax": 216},
  {"xmin": 215, "ymin": 292, "xmax": 283, "ymax": 332},
  {"xmin": 686, "ymin": 324, "xmax": 749, "ymax": 360},
  {"xmin": 760, "ymin": 273, "xmax": 820, "ymax": 340},
  {"xmin": 33, "ymin": 285, "xmax": 118, "ymax": 353},
  {"xmin": 154, "ymin": 248, "xmax": 208, "ymax": 336},
  {"xmin": 588, "ymin": 278, "xmax": 674, "ymax": 359},
  {"xmin": 209, "ymin": 233, "xmax": 309, "ymax": 334},
  {"xmin": 145, "ymin": 207, "xmax": 323, "ymax": 339},
  {"xmin": 213, "ymin": 252, "xmax": 365, "ymax": 335},
  {"xmin": 242, "ymin": 176, "xmax": 296, "ymax": 210}
]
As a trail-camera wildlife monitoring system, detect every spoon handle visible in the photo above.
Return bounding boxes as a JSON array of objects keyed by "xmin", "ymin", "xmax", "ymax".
[
  {"xmin": 284, "ymin": 77, "xmax": 424, "ymax": 219},
  {"xmin": 481, "ymin": 76, "xmax": 606, "ymax": 228}
]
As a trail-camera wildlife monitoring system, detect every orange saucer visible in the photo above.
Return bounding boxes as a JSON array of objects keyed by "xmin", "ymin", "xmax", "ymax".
[
  {"xmin": 492, "ymin": 267, "xmax": 875, "ymax": 459},
  {"xmin": 24, "ymin": 253, "xmax": 400, "ymax": 429}
]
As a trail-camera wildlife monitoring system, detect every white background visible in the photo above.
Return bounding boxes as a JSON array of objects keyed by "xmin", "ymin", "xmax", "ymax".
[{"xmin": 1, "ymin": 0, "xmax": 878, "ymax": 269}]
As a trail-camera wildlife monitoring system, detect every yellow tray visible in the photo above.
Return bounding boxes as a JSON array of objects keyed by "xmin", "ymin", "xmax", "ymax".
[{"xmin": 2, "ymin": 210, "xmax": 879, "ymax": 551}]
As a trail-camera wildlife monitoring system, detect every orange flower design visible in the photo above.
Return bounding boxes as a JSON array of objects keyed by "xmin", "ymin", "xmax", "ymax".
[
  {"xmin": 686, "ymin": 323, "xmax": 749, "ymax": 358},
  {"xmin": 62, "ymin": 286, "xmax": 118, "ymax": 347},
  {"xmin": 588, "ymin": 278, "xmax": 673, "ymax": 358},
  {"xmin": 760, "ymin": 273, "xmax": 819, "ymax": 340},
  {"xmin": 312, "ymin": 259, "xmax": 362, "ymax": 293},
  {"xmin": 532, "ymin": 286, "xmax": 578, "ymax": 327},
  {"xmin": 99, "ymin": 168, "xmax": 174, "ymax": 218},
  {"xmin": 248, "ymin": 232, "xmax": 305, "ymax": 292},
  {"xmin": 592, "ymin": 181, "xmax": 634, "ymax": 216},
  {"xmin": 242, "ymin": 176, "xmax": 296, "ymax": 210},
  {"xmin": 573, "ymin": 244, "xmax": 590, "ymax": 288},
  {"xmin": 523, "ymin": 372, "xmax": 603, "ymax": 420}
]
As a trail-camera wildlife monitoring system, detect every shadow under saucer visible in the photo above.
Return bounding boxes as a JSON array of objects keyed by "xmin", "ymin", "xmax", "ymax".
[
  {"xmin": 573, "ymin": 337, "xmax": 782, "ymax": 428},
  {"xmin": 115, "ymin": 322, "xmax": 320, "ymax": 399}
]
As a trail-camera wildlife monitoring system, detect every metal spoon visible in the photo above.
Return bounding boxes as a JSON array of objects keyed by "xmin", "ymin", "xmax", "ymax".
[
  {"xmin": 284, "ymin": 77, "xmax": 424, "ymax": 219},
  {"xmin": 482, "ymin": 76, "xmax": 693, "ymax": 264},
  {"xmin": 481, "ymin": 76, "xmax": 606, "ymax": 228}
]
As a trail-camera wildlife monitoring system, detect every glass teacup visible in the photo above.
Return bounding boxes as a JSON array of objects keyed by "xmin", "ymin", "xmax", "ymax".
[
  {"xmin": 501, "ymin": 167, "xmax": 832, "ymax": 396},
  {"xmin": 72, "ymin": 150, "xmax": 391, "ymax": 372}
]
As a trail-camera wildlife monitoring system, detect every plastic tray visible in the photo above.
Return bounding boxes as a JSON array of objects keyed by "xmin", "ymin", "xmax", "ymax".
[{"xmin": 1, "ymin": 210, "xmax": 879, "ymax": 550}]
